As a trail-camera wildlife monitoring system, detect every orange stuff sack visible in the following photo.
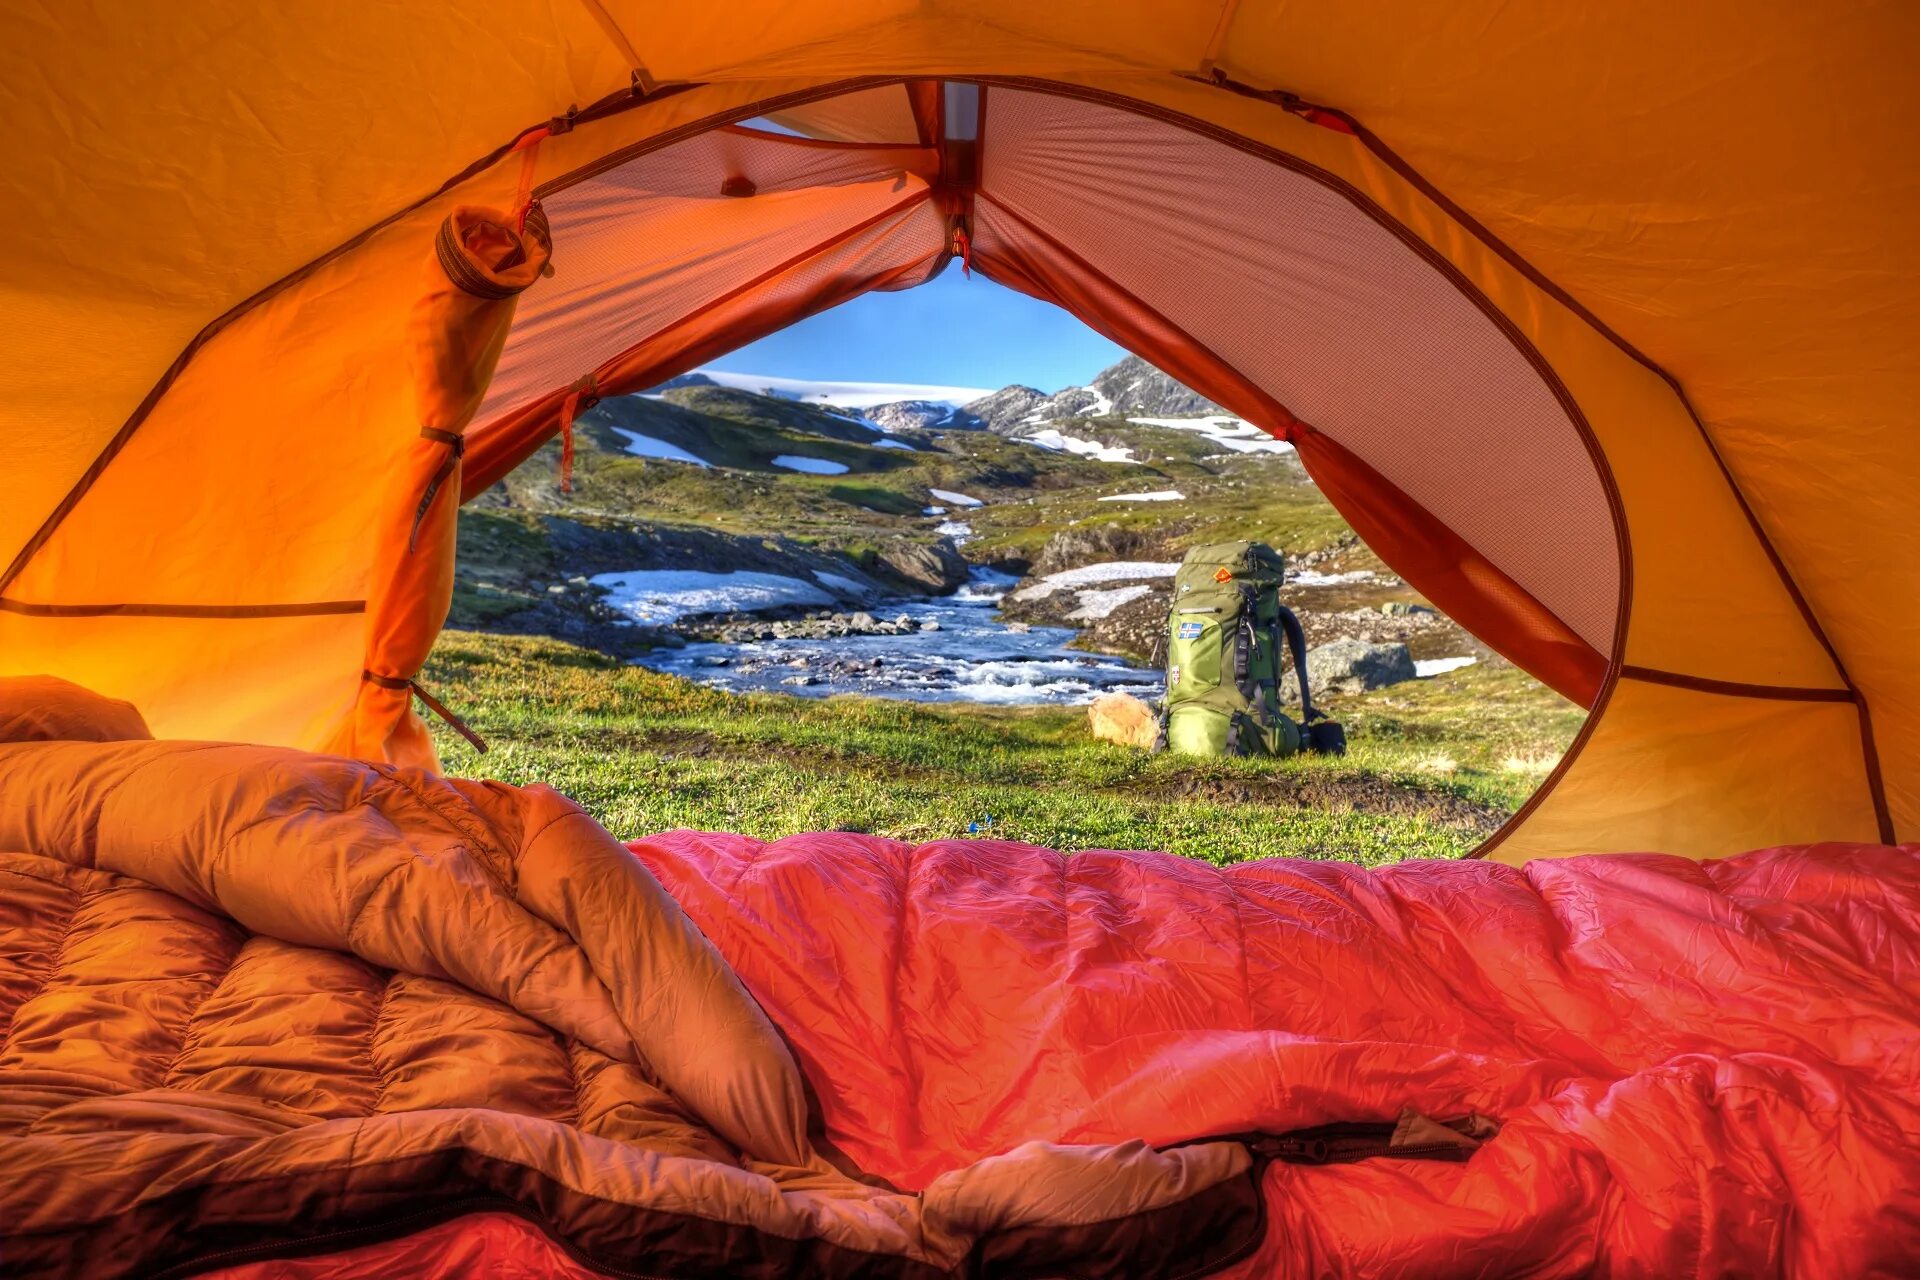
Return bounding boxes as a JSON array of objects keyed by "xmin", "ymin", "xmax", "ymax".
[{"xmin": 0, "ymin": 675, "xmax": 151, "ymax": 744}]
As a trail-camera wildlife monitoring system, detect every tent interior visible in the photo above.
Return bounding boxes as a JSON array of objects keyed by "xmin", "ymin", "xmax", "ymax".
[
  {"xmin": 2, "ymin": 5, "xmax": 1918, "ymax": 1276},
  {"xmin": 3, "ymin": 55, "xmax": 1909, "ymax": 863}
]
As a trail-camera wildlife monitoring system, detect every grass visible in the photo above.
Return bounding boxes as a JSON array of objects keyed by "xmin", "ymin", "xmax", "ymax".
[{"xmin": 423, "ymin": 629, "xmax": 1583, "ymax": 868}]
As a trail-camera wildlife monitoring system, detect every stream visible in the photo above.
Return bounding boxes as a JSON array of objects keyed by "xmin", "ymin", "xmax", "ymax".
[{"xmin": 634, "ymin": 569, "xmax": 1163, "ymax": 705}]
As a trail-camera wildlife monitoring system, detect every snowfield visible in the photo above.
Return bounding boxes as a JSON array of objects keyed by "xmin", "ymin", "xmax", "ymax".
[
  {"xmin": 609, "ymin": 428, "xmax": 711, "ymax": 467},
  {"xmin": 699, "ymin": 370, "xmax": 993, "ymax": 410},
  {"xmin": 1098, "ymin": 490, "xmax": 1184, "ymax": 502},
  {"xmin": 772, "ymin": 455, "xmax": 850, "ymax": 475},
  {"xmin": 928, "ymin": 488, "xmax": 984, "ymax": 508},
  {"xmin": 591, "ymin": 569, "xmax": 836, "ymax": 625},
  {"xmin": 1012, "ymin": 561, "xmax": 1180, "ymax": 601},
  {"xmin": 1066, "ymin": 585, "xmax": 1155, "ymax": 620},
  {"xmin": 810, "ymin": 570, "xmax": 875, "ymax": 600}
]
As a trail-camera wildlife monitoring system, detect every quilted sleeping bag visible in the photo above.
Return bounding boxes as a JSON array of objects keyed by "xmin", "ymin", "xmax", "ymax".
[{"xmin": 2, "ymin": 678, "xmax": 1918, "ymax": 1277}]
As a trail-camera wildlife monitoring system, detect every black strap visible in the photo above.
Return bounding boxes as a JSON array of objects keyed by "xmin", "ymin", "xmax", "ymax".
[
  {"xmin": 362, "ymin": 670, "xmax": 488, "ymax": 754},
  {"xmin": 1276, "ymin": 603, "xmax": 1318, "ymax": 723}
]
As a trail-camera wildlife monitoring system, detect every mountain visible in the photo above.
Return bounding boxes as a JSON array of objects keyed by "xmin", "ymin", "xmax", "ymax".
[
  {"xmin": 962, "ymin": 385, "xmax": 1050, "ymax": 432},
  {"xmin": 962, "ymin": 355, "xmax": 1227, "ymax": 433},
  {"xmin": 1090, "ymin": 355, "xmax": 1225, "ymax": 417},
  {"xmin": 646, "ymin": 372, "xmax": 719, "ymax": 393},
  {"xmin": 864, "ymin": 400, "xmax": 985, "ymax": 432}
]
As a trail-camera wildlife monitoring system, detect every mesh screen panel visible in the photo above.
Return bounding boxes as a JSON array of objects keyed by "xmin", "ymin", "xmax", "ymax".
[{"xmin": 977, "ymin": 88, "xmax": 1619, "ymax": 651}]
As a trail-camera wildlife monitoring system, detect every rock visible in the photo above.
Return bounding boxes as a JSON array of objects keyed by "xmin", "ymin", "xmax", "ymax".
[
  {"xmin": 781, "ymin": 674, "xmax": 819, "ymax": 687},
  {"xmin": 1087, "ymin": 692, "xmax": 1161, "ymax": 751},
  {"xmin": 1280, "ymin": 639, "xmax": 1417, "ymax": 702},
  {"xmin": 1380, "ymin": 601, "xmax": 1436, "ymax": 616},
  {"xmin": 875, "ymin": 537, "xmax": 971, "ymax": 594},
  {"xmin": 1034, "ymin": 523, "xmax": 1153, "ymax": 575},
  {"xmin": 919, "ymin": 619, "xmax": 942, "ymax": 632},
  {"xmin": 849, "ymin": 612, "xmax": 877, "ymax": 630}
]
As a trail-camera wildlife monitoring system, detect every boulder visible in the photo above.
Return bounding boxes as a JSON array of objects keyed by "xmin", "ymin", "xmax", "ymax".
[
  {"xmin": 1034, "ymin": 524, "xmax": 1153, "ymax": 575},
  {"xmin": 1280, "ymin": 639, "xmax": 1417, "ymax": 702},
  {"xmin": 875, "ymin": 537, "xmax": 971, "ymax": 594},
  {"xmin": 1087, "ymin": 692, "xmax": 1161, "ymax": 751}
]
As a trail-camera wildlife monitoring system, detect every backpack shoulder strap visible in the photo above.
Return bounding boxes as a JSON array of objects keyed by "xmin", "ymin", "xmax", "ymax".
[{"xmin": 1276, "ymin": 603, "xmax": 1319, "ymax": 723}]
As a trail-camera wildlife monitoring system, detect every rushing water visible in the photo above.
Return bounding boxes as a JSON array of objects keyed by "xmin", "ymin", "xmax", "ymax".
[{"xmin": 636, "ymin": 569, "xmax": 1162, "ymax": 705}]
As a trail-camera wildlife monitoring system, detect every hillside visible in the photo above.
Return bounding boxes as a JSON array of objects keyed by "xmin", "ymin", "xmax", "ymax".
[
  {"xmin": 436, "ymin": 354, "xmax": 1578, "ymax": 861},
  {"xmin": 423, "ymin": 629, "xmax": 1581, "ymax": 864},
  {"xmin": 452, "ymin": 359, "xmax": 1369, "ymax": 651}
]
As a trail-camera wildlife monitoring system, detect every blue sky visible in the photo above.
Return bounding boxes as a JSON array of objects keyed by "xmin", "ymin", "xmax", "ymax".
[{"xmin": 713, "ymin": 268, "xmax": 1126, "ymax": 394}]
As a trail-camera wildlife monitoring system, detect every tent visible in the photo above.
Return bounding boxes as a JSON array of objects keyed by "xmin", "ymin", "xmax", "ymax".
[
  {"xmin": 2, "ymin": 3, "xmax": 1915, "ymax": 864},
  {"xmin": 3, "ymin": 5, "xmax": 1920, "ymax": 1276}
]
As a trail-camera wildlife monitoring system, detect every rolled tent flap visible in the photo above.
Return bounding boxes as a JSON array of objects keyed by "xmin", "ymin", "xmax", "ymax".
[{"xmin": 320, "ymin": 207, "xmax": 550, "ymax": 769}]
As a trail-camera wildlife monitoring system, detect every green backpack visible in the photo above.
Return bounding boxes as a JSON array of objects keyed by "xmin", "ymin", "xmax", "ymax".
[{"xmin": 1159, "ymin": 541, "xmax": 1344, "ymax": 757}]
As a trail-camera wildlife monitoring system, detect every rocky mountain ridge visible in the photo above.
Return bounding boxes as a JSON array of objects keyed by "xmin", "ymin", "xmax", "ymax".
[{"xmin": 710, "ymin": 353, "xmax": 1233, "ymax": 438}]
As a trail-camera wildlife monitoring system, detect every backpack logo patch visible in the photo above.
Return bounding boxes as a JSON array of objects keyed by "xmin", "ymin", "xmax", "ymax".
[
  {"xmin": 1178, "ymin": 621, "xmax": 1204, "ymax": 639},
  {"xmin": 1169, "ymin": 664, "xmax": 1182, "ymax": 686},
  {"xmin": 1213, "ymin": 567, "xmax": 1233, "ymax": 582}
]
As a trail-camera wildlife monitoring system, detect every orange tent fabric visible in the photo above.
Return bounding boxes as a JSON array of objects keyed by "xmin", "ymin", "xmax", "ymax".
[{"xmin": 0, "ymin": 5, "xmax": 1915, "ymax": 864}]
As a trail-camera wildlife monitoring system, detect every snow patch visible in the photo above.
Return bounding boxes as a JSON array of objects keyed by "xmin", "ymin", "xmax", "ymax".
[
  {"xmin": 1066, "ymin": 585, "xmax": 1154, "ymax": 620},
  {"xmin": 1290, "ymin": 569, "xmax": 1376, "ymax": 587},
  {"xmin": 929, "ymin": 488, "xmax": 984, "ymax": 508},
  {"xmin": 1097, "ymin": 490, "xmax": 1184, "ymax": 502},
  {"xmin": 869, "ymin": 438, "xmax": 917, "ymax": 450},
  {"xmin": 1126, "ymin": 416, "xmax": 1295, "ymax": 455},
  {"xmin": 934, "ymin": 520, "xmax": 974, "ymax": 541},
  {"xmin": 609, "ymin": 428, "xmax": 710, "ymax": 467},
  {"xmin": 811, "ymin": 571, "xmax": 874, "ymax": 599},
  {"xmin": 772, "ymin": 455, "xmax": 850, "ymax": 475},
  {"xmin": 1415, "ymin": 656, "xmax": 1479, "ymax": 678},
  {"xmin": 592, "ymin": 570, "xmax": 835, "ymax": 625},
  {"xmin": 1013, "ymin": 561, "xmax": 1179, "ymax": 601},
  {"xmin": 1023, "ymin": 429, "xmax": 1137, "ymax": 463}
]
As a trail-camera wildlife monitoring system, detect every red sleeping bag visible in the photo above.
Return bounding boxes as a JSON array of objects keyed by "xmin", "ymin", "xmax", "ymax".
[{"xmin": 215, "ymin": 836, "xmax": 1920, "ymax": 1278}]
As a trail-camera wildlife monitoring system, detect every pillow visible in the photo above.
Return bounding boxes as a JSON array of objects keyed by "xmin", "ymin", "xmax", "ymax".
[{"xmin": 0, "ymin": 676, "xmax": 152, "ymax": 743}]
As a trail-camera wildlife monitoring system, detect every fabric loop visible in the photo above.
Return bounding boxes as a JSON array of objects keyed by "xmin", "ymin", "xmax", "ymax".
[{"xmin": 361, "ymin": 669, "xmax": 488, "ymax": 754}]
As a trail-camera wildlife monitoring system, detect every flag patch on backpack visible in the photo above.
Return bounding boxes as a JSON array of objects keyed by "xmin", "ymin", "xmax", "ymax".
[{"xmin": 1178, "ymin": 621, "xmax": 1204, "ymax": 639}]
